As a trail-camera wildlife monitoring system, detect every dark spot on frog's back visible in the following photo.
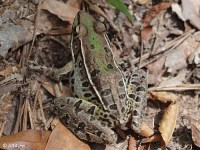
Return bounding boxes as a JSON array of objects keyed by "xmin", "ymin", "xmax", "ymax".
[
  {"xmin": 74, "ymin": 100, "xmax": 82, "ymax": 108},
  {"xmin": 107, "ymin": 63, "xmax": 113, "ymax": 69},
  {"xmin": 133, "ymin": 110, "xmax": 139, "ymax": 116},
  {"xmin": 71, "ymin": 70, "xmax": 74, "ymax": 77},
  {"xmin": 91, "ymin": 69, "xmax": 100, "ymax": 77},
  {"xmin": 60, "ymin": 104, "xmax": 66, "ymax": 108},
  {"xmin": 97, "ymin": 131, "xmax": 103, "ymax": 137},
  {"xmin": 71, "ymin": 86, "xmax": 74, "ymax": 92},
  {"xmin": 104, "ymin": 47, "xmax": 110, "ymax": 53},
  {"xmin": 137, "ymin": 86, "xmax": 146, "ymax": 92},
  {"xmin": 71, "ymin": 78, "xmax": 75, "ymax": 84},
  {"xmin": 62, "ymin": 114, "xmax": 70, "ymax": 121},
  {"xmin": 135, "ymin": 96, "xmax": 141, "ymax": 102},
  {"xmin": 84, "ymin": 92, "xmax": 92, "ymax": 97},
  {"xmin": 109, "ymin": 104, "xmax": 117, "ymax": 110},
  {"xmin": 78, "ymin": 122, "xmax": 86, "ymax": 130},
  {"xmin": 79, "ymin": 61, "xmax": 83, "ymax": 67},
  {"xmin": 101, "ymin": 89, "xmax": 111, "ymax": 96},
  {"xmin": 118, "ymin": 80, "xmax": 124, "ymax": 87},
  {"xmin": 90, "ymin": 44, "xmax": 95, "ymax": 49},
  {"xmin": 82, "ymin": 81, "xmax": 90, "ymax": 87},
  {"xmin": 119, "ymin": 94, "xmax": 125, "ymax": 99},
  {"xmin": 131, "ymin": 81, "xmax": 139, "ymax": 87},
  {"xmin": 121, "ymin": 107, "xmax": 125, "ymax": 113},
  {"xmin": 129, "ymin": 93, "xmax": 136, "ymax": 99},
  {"xmin": 87, "ymin": 106, "xmax": 96, "ymax": 115}
]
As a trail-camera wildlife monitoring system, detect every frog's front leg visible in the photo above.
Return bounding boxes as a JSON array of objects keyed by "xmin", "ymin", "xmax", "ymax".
[
  {"xmin": 127, "ymin": 69, "xmax": 147, "ymax": 133},
  {"xmin": 51, "ymin": 97, "xmax": 118, "ymax": 144}
]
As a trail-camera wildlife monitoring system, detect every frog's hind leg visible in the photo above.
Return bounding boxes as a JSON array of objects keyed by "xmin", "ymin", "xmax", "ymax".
[
  {"xmin": 51, "ymin": 97, "xmax": 118, "ymax": 144},
  {"xmin": 127, "ymin": 69, "xmax": 147, "ymax": 133}
]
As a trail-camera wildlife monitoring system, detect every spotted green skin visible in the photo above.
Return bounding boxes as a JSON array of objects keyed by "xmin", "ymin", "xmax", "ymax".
[{"xmin": 52, "ymin": 11, "xmax": 147, "ymax": 144}]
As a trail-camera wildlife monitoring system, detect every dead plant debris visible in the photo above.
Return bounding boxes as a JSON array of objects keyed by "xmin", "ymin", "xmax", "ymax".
[{"xmin": 0, "ymin": 0, "xmax": 200, "ymax": 150}]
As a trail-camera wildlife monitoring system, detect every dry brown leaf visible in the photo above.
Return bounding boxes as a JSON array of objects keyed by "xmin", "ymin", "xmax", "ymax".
[
  {"xmin": 142, "ymin": 2, "xmax": 171, "ymax": 27},
  {"xmin": 165, "ymin": 36, "xmax": 199, "ymax": 73},
  {"xmin": 41, "ymin": 0, "xmax": 80, "ymax": 22},
  {"xmin": 41, "ymin": 81, "xmax": 71, "ymax": 97},
  {"xmin": 128, "ymin": 136, "xmax": 137, "ymax": 150},
  {"xmin": 159, "ymin": 101, "xmax": 178, "ymax": 144},
  {"xmin": 46, "ymin": 121, "xmax": 90, "ymax": 150},
  {"xmin": 41, "ymin": 81, "xmax": 56, "ymax": 96},
  {"xmin": 0, "ymin": 65, "xmax": 20, "ymax": 76},
  {"xmin": 141, "ymin": 27, "xmax": 152, "ymax": 44},
  {"xmin": 139, "ymin": 123, "xmax": 154, "ymax": 137},
  {"xmin": 149, "ymin": 92, "xmax": 178, "ymax": 104},
  {"xmin": 122, "ymin": 29, "xmax": 134, "ymax": 49},
  {"xmin": 143, "ymin": 134, "xmax": 163, "ymax": 143},
  {"xmin": 148, "ymin": 92, "xmax": 178, "ymax": 144},
  {"xmin": 182, "ymin": 0, "xmax": 200, "ymax": 30},
  {"xmin": 191, "ymin": 119, "xmax": 200, "ymax": 148},
  {"xmin": 0, "ymin": 130, "xmax": 51, "ymax": 150},
  {"xmin": 147, "ymin": 57, "xmax": 165, "ymax": 85}
]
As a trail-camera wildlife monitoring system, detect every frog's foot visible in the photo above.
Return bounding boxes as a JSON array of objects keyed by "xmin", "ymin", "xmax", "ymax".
[
  {"xmin": 51, "ymin": 97, "xmax": 118, "ymax": 144},
  {"xmin": 127, "ymin": 69, "xmax": 147, "ymax": 133}
]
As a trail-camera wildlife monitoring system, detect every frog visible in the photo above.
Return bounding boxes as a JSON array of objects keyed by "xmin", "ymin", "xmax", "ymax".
[{"xmin": 51, "ymin": 11, "xmax": 147, "ymax": 144}]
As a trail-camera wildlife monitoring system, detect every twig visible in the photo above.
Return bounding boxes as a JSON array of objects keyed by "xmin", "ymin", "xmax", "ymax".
[
  {"xmin": 138, "ymin": 29, "xmax": 194, "ymax": 68},
  {"xmin": 149, "ymin": 84, "xmax": 200, "ymax": 91},
  {"xmin": 27, "ymin": 0, "xmax": 42, "ymax": 62}
]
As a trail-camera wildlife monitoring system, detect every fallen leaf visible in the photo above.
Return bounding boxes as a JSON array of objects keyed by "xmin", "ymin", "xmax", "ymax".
[
  {"xmin": 141, "ymin": 26, "xmax": 152, "ymax": 44},
  {"xmin": 148, "ymin": 92, "xmax": 178, "ymax": 144},
  {"xmin": 159, "ymin": 102, "xmax": 178, "ymax": 144},
  {"xmin": 41, "ymin": 81, "xmax": 71, "ymax": 97},
  {"xmin": 182, "ymin": 0, "xmax": 200, "ymax": 30},
  {"xmin": 46, "ymin": 121, "xmax": 90, "ymax": 150},
  {"xmin": 0, "ymin": 130, "xmax": 51, "ymax": 150},
  {"xmin": 191, "ymin": 119, "xmax": 200, "ymax": 148},
  {"xmin": 41, "ymin": 0, "xmax": 80, "ymax": 22},
  {"xmin": 165, "ymin": 36, "xmax": 199, "ymax": 73},
  {"xmin": 171, "ymin": 3, "xmax": 185, "ymax": 21},
  {"xmin": 142, "ymin": 2, "xmax": 171, "ymax": 27},
  {"xmin": 41, "ymin": 81, "xmax": 56, "ymax": 96},
  {"xmin": 147, "ymin": 57, "xmax": 165, "ymax": 85},
  {"xmin": 0, "ymin": 65, "xmax": 20, "ymax": 76}
]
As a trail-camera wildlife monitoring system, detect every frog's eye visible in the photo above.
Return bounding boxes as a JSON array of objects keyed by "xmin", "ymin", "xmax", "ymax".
[
  {"xmin": 76, "ymin": 24, "xmax": 87, "ymax": 37},
  {"xmin": 94, "ymin": 21, "xmax": 106, "ymax": 33}
]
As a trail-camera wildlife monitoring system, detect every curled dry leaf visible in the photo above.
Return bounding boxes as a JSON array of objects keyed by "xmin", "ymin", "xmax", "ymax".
[
  {"xmin": 0, "ymin": 130, "xmax": 51, "ymax": 150},
  {"xmin": 148, "ymin": 92, "xmax": 178, "ymax": 144},
  {"xmin": 191, "ymin": 119, "xmax": 200, "ymax": 148},
  {"xmin": 159, "ymin": 102, "xmax": 178, "ymax": 144},
  {"xmin": 149, "ymin": 91, "xmax": 178, "ymax": 104},
  {"xmin": 46, "ymin": 121, "xmax": 90, "ymax": 150}
]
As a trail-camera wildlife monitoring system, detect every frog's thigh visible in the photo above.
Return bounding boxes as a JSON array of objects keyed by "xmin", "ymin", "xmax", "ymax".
[
  {"xmin": 127, "ymin": 69, "xmax": 147, "ymax": 133},
  {"xmin": 52, "ymin": 97, "xmax": 118, "ymax": 144}
]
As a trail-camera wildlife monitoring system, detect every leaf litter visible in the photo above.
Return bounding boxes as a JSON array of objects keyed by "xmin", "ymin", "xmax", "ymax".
[{"xmin": 0, "ymin": 0, "xmax": 200, "ymax": 150}]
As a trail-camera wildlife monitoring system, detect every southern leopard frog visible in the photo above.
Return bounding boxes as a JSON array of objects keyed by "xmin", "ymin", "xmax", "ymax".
[{"xmin": 52, "ymin": 11, "xmax": 147, "ymax": 144}]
